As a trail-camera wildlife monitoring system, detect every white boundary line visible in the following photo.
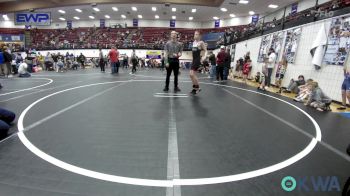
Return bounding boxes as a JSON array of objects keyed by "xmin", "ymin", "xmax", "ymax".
[
  {"xmin": 0, "ymin": 78, "xmax": 53, "ymax": 97},
  {"xmin": 16, "ymin": 80, "xmax": 321, "ymax": 187},
  {"xmin": 166, "ymin": 98, "xmax": 182, "ymax": 196}
]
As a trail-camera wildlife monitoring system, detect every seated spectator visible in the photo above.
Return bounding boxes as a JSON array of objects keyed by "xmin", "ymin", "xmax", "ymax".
[
  {"xmin": 305, "ymin": 81, "xmax": 332, "ymax": 111},
  {"xmin": 293, "ymin": 79, "xmax": 314, "ymax": 102},
  {"xmin": 72, "ymin": 60, "xmax": 79, "ymax": 70},
  {"xmin": 56, "ymin": 60, "xmax": 64, "ymax": 72},
  {"xmin": 284, "ymin": 75, "xmax": 306, "ymax": 93},
  {"xmin": 0, "ymin": 108, "xmax": 16, "ymax": 137},
  {"xmin": 18, "ymin": 63, "xmax": 31, "ymax": 77},
  {"xmin": 255, "ymin": 72, "xmax": 262, "ymax": 83}
]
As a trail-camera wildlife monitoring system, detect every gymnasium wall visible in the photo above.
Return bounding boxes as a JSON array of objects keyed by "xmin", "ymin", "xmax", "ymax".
[
  {"xmin": 35, "ymin": 49, "xmax": 194, "ymax": 61},
  {"xmin": 233, "ymin": 15, "xmax": 345, "ymax": 102}
]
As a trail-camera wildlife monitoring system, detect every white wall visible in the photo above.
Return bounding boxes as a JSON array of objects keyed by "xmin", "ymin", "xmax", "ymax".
[
  {"xmin": 233, "ymin": 15, "xmax": 347, "ymax": 102},
  {"xmin": 35, "ymin": 48, "xmax": 194, "ymax": 60},
  {"xmin": 200, "ymin": 16, "xmax": 251, "ymax": 28},
  {"xmin": 298, "ymin": 0, "xmax": 317, "ymax": 12}
]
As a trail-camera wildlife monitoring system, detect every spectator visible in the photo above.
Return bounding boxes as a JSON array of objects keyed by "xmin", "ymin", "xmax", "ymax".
[
  {"xmin": 294, "ymin": 79, "xmax": 314, "ymax": 102},
  {"xmin": 0, "ymin": 48, "xmax": 5, "ymax": 78},
  {"xmin": 338, "ymin": 66, "xmax": 350, "ymax": 110},
  {"xmin": 266, "ymin": 48, "xmax": 276, "ymax": 88},
  {"xmin": 208, "ymin": 51, "xmax": 216, "ymax": 79},
  {"xmin": 18, "ymin": 63, "xmax": 31, "ymax": 77},
  {"xmin": 3, "ymin": 46, "xmax": 12, "ymax": 77},
  {"xmin": 216, "ymin": 46, "xmax": 226, "ymax": 81},
  {"xmin": 78, "ymin": 53, "xmax": 86, "ymax": 69},
  {"xmin": 275, "ymin": 57, "xmax": 288, "ymax": 93},
  {"xmin": 108, "ymin": 46, "xmax": 120, "ymax": 74},
  {"xmin": 242, "ymin": 59, "xmax": 252, "ymax": 83},
  {"xmin": 224, "ymin": 48, "xmax": 231, "ymax": 80},
  {"xmin": 0, "ymin": 108, "xmax": 16, "ymax": 138},
  {"xmin": 284, "ymin": 75, "xmax": 306, "ymax": 94},
  {"xmin": 305, "ymin": 81, "xmax": 332, "ymax": 111}
]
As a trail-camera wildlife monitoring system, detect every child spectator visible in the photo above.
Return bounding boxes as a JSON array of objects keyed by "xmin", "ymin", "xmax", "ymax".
[
  {"xmin": 284, "ymin": 75, "xmax": 306, "ymax": 93},
  {"xmin": 242, "ymin": 59, "xmax": 252, "ymax": 83},
  {"xmin": 293, "ymin": 79, "xmax": 314, "ymax": 102},
  {"xmin": 255, "ymin": 72, "xmax": 261, "ymax": 83},
  {"xmin": 257, "ymin": 58, "xmax": 268, "ymax": 91},
  {"xmin": 305, "ymin": 81, "xmax": 332, "ymax": 111},
  {"xmin": 275, "ymin": 57, "xmax": 288, "ymax": 93}
]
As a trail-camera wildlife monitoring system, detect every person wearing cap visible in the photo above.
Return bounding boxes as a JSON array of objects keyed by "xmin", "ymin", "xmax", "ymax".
[
  {"xmin": 216, "ymin": 46, "xmax": 227, "ymax": 81},
  {"xmin": 163, "ymin": 31, "xmax": 183, "ymax": 92}
]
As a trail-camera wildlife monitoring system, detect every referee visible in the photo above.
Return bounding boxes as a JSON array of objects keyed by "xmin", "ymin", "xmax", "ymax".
[{"xmin": 163, "ymin": 31, "xmax": 183, "ymax": 92}]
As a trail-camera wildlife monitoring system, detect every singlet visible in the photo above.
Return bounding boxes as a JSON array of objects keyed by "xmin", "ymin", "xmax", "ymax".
[{"xmin": 192, "ymin": 41, "xmax": 202, "ymax": 67}]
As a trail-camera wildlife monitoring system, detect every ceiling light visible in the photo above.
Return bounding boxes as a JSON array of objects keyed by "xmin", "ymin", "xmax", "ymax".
[
  {"xmin": 152, "ymin": 7, "xmax": 157, "ymax": 11},
  {"xmin": 105, "ymin": 15, "xmax": 110, "ymax": 19},
  {"xmin": 239, "ymin": 0, "xmax": 249, "ymax": 4},
  {"xmin": 172, "ymin": 16, "xmax": 176, "ymax": 20},
  {"xmin": 192, "ymin": 8, "xmax": 196, "ymax": 13},
  {"xmin": 75, "ymin": 9, "xmax": 82, "ymax": 13},
  {"xmin": 172, "ymin": 8, "xmax": 176, "ymax": 12},
  {"xmin": 89, "ymin": 16, "xmax": 95, "ymax": 19},
  {"xmin": 221, "ymin": 8, "xmax": 227, "ymax": 12},
  {"xmin": 93, "ymin": 7, "xmax": 100, "ymax": 12},
  {"xmin": 189, "ymin": 16, "xmax": 193, "ymax": 20},
  {"xmin": 213, "ymin": 16, "xmax": 219, "ymax": 20},
  {"xmin": 112, "ymin": 7, "xmax": 118, "ymax": 11},
  {"xmin": 2, "ymin": 15, "xmax": 9, "ymax": 21},
  {"xmin": 121, "ymin": 14, "xmax": 126, "ymax": 18},
  {"xmin": 268, "ymin": 4, "xmax": 278, "ymax": 8},
  {"xmin": 58, "ymin": 10, "xmax": 66, "ymax": 14},
  {"xmin": 59, "ymin": 17, "xmax": 66, "ymax": 21},
  {"xmin": 249, "ymin": 11, "xmax": 255, "ymax": 15},
  {"xmin": 230, "ymin": 14, "xmax": 236, "ymax": 17},
  {"xmin": 132, "ymin": 7, "xmax": 137, "ymax": 11},
  {"xmin": 138, "ymin": 15, "xmax": 142, "ymax": 19},
  {"xmin": 155, "ymin": 15, "xmax": 159, "ymax": 19},
  {"xmin": 73, "ymin": 16, "xmax": 80, "ymax": 20}
]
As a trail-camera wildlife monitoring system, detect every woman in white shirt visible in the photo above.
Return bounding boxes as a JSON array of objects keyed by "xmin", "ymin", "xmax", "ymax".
[{"xmin": 265, "ymin": 48, "xmax": 277, "ymax": 88}]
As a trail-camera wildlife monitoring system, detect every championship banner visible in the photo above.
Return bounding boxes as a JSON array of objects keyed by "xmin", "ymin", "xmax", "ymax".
[
  {"xmin": 214, "ymin": 20, "xmax": 220, "ymax": 28},
  {"xmin": 257, "ymin": 34, "xmax": 272, "ymax": 62},
  {"xmin": 323, "ymin": 16, "xmax": 350, "ymax": 66},
  {"xmin": 146, "ymin": 51, "xmax": 161, "ymax": 59},
  {"xmin": 291, "ymin": 3, "xmax": 298, "ymax": 15},
  {"xmin": 170, "ymin": 20, "xmax": 176, "ymax": 28},
  {"xmin": 283, "ymin": 27, "xmax": 302, "ymax": 63},
  {"xmin": 67, "ymin": 20, "xmax": 72, "ymax": 29},
  {"xmin": 0, "ymin": 34, "xmax": 24, "ymax": 42},
  {"xmin": 133, "ymin": 19, "xmax": 138, "ymax": 27},
  {"xmin": 15, "ymin": 12, "xmax": 51, "ymax": 26},
  {"xmin": 251, "ymin": 15, "xmax": 259, "ymax": 25},
  {"xmin": 100, "ymin": 19, "xmax": 105, "ymax": 28},
  {"xmin": 270, "ymin": 31, "xmax": 285, "ymax": 61}
]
